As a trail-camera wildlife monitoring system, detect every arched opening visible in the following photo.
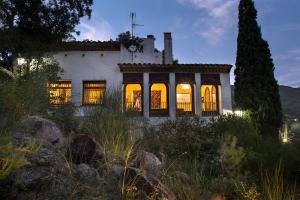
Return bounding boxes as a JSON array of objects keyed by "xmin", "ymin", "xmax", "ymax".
[
  {"xmin": 176, "ymin": 83, "xmax": 193, "ymax": 114},
  {"xmin": 201, "ymin": 85, "xmax": 219, "ymax": 116},
  {"xmin": 150, "ymin": 83, "xmax": 168, "ymax": 116},
  {"xmin": 124, "ymin": 84, "xmax": 142, "ymax": 112}
]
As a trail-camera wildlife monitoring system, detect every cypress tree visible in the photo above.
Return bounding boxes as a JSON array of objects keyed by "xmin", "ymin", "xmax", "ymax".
[{"xmin": 235, "ymin": 0, "xmax": 282, "ymax": 136}]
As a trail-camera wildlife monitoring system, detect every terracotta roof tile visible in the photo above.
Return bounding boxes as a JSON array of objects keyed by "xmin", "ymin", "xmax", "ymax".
[
  {"xmin": 118, "ymin": 63, "xmax": 232, "ymax": 73},
  {"xmin": 60, "ymin": 41, "xmax": 120, "ymax": 51}
]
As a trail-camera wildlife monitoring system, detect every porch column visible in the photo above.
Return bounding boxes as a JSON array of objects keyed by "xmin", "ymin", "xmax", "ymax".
[
  {"xmin": 195, "ymin": 73, "xmax": 202, "ymax": 116},
  {"xmin": 169, "ymin": 73, "xmax": 176, "ymax": 118},
  {"xmin": 220, "ymin": 73, "xmax": 232, "ymax": 115},
  {"xmin": 143, "ymin": 73, "xmax": 150, "ymax": 118}
]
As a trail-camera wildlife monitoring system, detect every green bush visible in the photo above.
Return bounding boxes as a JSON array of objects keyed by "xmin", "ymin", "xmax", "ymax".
[
  {"xmin": 0, "ymin": 56, "xmax": 61, "ymax": 133},
  {"xmin": 48, "ymin": 104, "xmax": 79, "ymax": 134}
]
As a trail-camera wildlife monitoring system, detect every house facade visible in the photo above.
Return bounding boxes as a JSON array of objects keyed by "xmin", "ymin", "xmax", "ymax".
[{"xmin": 51, "ymin": 32, "xmax": 233, "ymax": 121}]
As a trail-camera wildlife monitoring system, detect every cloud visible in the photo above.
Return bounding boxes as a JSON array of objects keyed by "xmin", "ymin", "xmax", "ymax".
[
  {"xmin": 177, "ymin": 0, "xmax": 238, "ymax": 45},
  {"xmin": 275, "ymin": 48, "xmax": 300, "ymax": 62},
  {"xmin": 274, "ymin": 49, "xmax": 300, "ymax": 87},
  {"xmin": 77, "ymin": 18, "xmax": 113, "ymax": 41}
]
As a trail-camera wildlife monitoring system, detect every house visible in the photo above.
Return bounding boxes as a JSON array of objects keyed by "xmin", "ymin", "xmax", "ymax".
[{"xmin": 50, "ymin": 32, "xmax": 233, "ymax": 122}]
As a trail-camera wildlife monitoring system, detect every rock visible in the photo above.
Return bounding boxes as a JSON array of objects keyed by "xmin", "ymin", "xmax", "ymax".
[
  {"xmin": 8, "ymin": 146, "xmax": 68, "ymax": 191},
  {"xmin": 1, "ymin": 144, "xmax": 107, "ymax": 200},
  {"xmin": 70, "ymin": 134, "xmax": 105, "ymax": 164},
  {"xmin": 126, "ymin": 167, "xmax": 176, "ymax": 200},
  {"xmin": 74, "ymin": 163, "xmax": 103, "ymax": 184},
  {"xmin": 171, "ymin": 171, "xmax": 196, "ymax": 186},
  {"xmin": 111, "ymin": 164, "xmax": 124, "ymax": 178},
  {"xmin": 14, "ymin": 116, "xmax": 63, "ymax": 147},
  {"xmin": 138, "ymin": 151, "xmax": 162, "ymax": 178}
]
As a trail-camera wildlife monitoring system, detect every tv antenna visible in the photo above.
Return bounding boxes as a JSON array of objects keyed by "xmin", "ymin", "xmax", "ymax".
[
  {"xmin": 129, "ymin": 12, "xmax": 143, "ymax": 62},
  {"xmin": 130, "ymin": 12, "xmax": 143, "ymax": 39}
]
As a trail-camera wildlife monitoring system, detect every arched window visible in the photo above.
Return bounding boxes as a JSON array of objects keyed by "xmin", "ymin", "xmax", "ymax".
[
  {"xmin": 150, "ymin": 83, "xmax": 168, "ymax": 110},
  {"xmin": 176, "ymin": 84, "xmax": 193, "ymax": 114},
  {"xmin": 201, "ymin": 85, "xmax": 219, "ymax": 115},
  {"xmin": 204, "ymin": 87, "xmax": 211, "ymax": 110},
  {"xmin": 125, "ymin": 84, "xmax": 142, "ymax": 112}
]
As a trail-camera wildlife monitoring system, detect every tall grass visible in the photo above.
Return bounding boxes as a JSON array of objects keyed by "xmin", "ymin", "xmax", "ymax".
[
  {"xmin": 82, "ymin": 88, "xmax": 142, "ymax": 170},
  {"xmin": 0, "ymin": 134, "xmax": 40, "ymax": 180},
  {"xmin": 262, "ymin": 161, "xmax": 296, "ymax": 200}
]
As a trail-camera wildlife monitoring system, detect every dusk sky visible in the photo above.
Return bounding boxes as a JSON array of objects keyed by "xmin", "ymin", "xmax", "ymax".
[{"xmin": 75, "ymin": 0, "xmax": 300, "ymax": 88}]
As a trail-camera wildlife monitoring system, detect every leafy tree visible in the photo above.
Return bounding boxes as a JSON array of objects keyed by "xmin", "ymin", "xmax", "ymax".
[
  {"xmin": 0, "ymin": 0, "xmax": 93, "ymax": 70},
  {"xmin": 0, "ymin": 56, "xmax": 61, "ymax": 132},
  {"xmin": 234, "ymin": 0, "xmax": 282, "ymax": 136},
  {"xmin": 116, "ymin": 31, "xmax": 143, "ymax": 52}
]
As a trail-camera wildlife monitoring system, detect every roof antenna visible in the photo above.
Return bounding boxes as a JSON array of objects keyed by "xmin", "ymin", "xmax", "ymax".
[
  {"xmin": 130, "ymin": 12, "xmax": 143, "ymax": 39},
  {"xmin": 129, "ymin": 12, "xmax": 143, "ymax": 63}
]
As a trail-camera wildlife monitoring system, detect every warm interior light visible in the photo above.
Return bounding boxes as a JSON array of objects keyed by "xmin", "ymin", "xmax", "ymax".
[
  {"xmin": 83, "ymin": 82, "xmax": 105, "ymax": 105},
  {"xmin": 151, "ymin": 83, "xmax": 167, "ymax": 109},
  {"xmin": 201, "ymin": 85, "xmax": 218, "ymax": 112},
  {"xmin": 181, "ymin": 84, "xmax": 191, "ymax": 90},
  {"xmin": 176, "ymin": 84, "xmax": 192, "ymax": 112},
  {"xmin": 48, "ymin": 82, "xmax": 71, "ymax": 105},
  {"xmin": 125, "ymin": 84, "xmax": 142, "ymax": 111}
]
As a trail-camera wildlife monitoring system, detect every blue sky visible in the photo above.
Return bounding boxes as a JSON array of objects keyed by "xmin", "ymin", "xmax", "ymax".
[{"xmin": 75, "ymin": 0, "xmax": 300, "ymax": 88}]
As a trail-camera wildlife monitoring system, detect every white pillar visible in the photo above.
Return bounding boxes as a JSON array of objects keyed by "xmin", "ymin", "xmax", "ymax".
[
  {"xmin": 143, "ymin": 73, "xmax": 150, "ymax": 118},
  {"xmin": 220, "ymin": 73, "xmax": 232, "ymax": 115},
  {"xmin": 72, "ymin": 79, "xmax": 82, "ymax": 106},
  {"xmin": 195, "ymin": 73, "xmax": 202, "ymax": 116},
  {"xmin": 169, "ymin": 73, "xmax": 176, "ymax": 118}
]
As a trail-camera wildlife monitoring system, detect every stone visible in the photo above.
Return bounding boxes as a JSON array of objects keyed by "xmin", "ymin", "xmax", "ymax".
[
  {"xmin": 70, "ymin": 134, "xmax": 105, "ymax": 164},
  {"xmin": 111, "ymin": 164, "xmax": 124, "ymax": 178},
  {"xmin": 138, "ymin": 151, "xmax": 162, "ymax": 178},
  {"xmin": 14, "ymin": 116, "xmax": 63, "ymax": 147},
  {"xmin": 74, "ymin": 163, "xmax": 103, "ymax": 184},
  {"xmin": 126, "ymin": 167, "xmax": 176, "ymax": 200}
]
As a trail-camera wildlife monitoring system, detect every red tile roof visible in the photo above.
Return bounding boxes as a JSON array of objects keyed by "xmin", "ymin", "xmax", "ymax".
[
  {"xmin": 60, "ymin": 41, "xmax": 120, "ymax": 51},
  {"xmin": 118, "ymin": 63, "xmax": 232, "ymax": 73}
]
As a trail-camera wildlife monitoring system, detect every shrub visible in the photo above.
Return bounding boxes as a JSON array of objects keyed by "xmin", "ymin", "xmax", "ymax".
[
  {"xmin": 48, "ymin": 104, "xmax": 79, "ymax": 134},
  {"xmin": 0, "ymin": 56, "xmax": 61, "ymax": 133}
]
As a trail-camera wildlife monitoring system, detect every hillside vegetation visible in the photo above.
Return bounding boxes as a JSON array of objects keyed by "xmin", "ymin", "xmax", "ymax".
[{"xmin": 232, "ymin": 85, "xmax": 300, "ymax": 119}]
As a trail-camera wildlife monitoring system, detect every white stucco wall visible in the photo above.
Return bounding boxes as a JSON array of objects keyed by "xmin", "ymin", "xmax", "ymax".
[
  {"xmin": 54, "ymin": 51, "xmax": 122, "ymax": 106},
  {"xmin": 52, "ymin": 36, "xmax": 232, "ymax": 121},
  {"xmin": 220, "ymin": 73, "xmax": 233, "ymax": 114}
]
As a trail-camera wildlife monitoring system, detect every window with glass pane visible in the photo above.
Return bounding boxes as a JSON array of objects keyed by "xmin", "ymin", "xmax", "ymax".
[
  {"xmin": 150, "ymin": 83, "xmax": 168, "ymax": 110},
  {"xmin": 125, "ymin": 84, "xmax": 142, "ymax": 112},
  {"xmin": 201, "ymin": 85, "xmax": 218, "ymax": 113},
  {"xmin": 83, "ymin": 81, "xmax": 106, "ymax": 105},
  {"xmin": 48, "ymin": 81, "xmax": 71, "ymax": 105},
  {"xmin": 176, "ymin": 84, "xmax": 193, "ymax": 113}
]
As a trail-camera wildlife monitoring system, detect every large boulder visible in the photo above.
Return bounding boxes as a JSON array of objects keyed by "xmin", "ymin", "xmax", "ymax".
[
  {"xmin": 1, "ymin": 144, "xmax": 106, "ymax": 200},
  {"xmin": 14, "ymin": 116, "xmax": 63, "ymax": 147},
  {"xmin": 70, "ymin": 134, "xmax": 105, "ymax": 164},
  {"xmin": 137, "ymin": 151, "xmax": 162, "ymax": 178},
  {"xmin": 125, "ymin": 167, "xmax": 176, "ymax": 200}
]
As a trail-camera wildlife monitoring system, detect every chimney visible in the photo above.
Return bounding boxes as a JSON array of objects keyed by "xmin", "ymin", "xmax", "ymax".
[
  {"xmin": 143, "ymin": 35, "xmax": 155, "ymax": 54},
  {"xmin": 163, "ymin": 32, "xmax": 173, "ymax": 64}
]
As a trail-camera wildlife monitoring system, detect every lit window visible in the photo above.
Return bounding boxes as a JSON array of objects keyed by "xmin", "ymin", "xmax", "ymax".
[
  {"xmin": 48, "ymin": 81, "xmax": 71, "ymax": 105},
  {"xmin": 83, "ymin": 81, "xmax": 106, "ymax": 105},
  {"xmin": 176, "ymin": 84, "xmax": 193, "ymax": 113},
  {"xmin": 150, "ymin": 83, "xmax": 168, "ymax": 110},
  {"xmin": 125, "ymin": 84, "xmax": 142, "ymax": 112},
  {"xmin": 201, "ymin": 85, "xmax": 218, "ymax": 114}
]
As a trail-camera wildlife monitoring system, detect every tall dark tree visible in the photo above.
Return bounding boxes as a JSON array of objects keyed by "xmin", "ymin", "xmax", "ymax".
[
  {"xmin": 0, "ymin": 0, "xmax": 93, "ymax": 70},
  {"xmin": 235, "ymin": 0, "xmax": 282, "ymax": 136}
]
